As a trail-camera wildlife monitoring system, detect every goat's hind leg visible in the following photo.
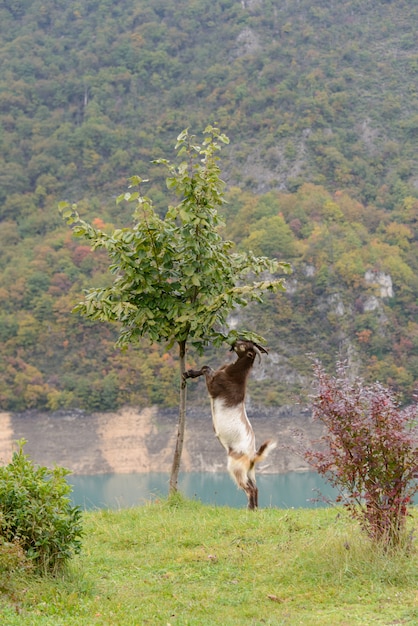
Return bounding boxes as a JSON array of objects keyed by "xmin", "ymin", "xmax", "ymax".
[
  {"xmin": 228, "ymin": 455, "xmax": 258, "ymax": 511},
  {"xmin": 242, "ymin": 475, "xmax": 258, "ymax": 511},
  {"xmin": 246, "ymin": 465, "xmax": 258, "ymax": 510}
]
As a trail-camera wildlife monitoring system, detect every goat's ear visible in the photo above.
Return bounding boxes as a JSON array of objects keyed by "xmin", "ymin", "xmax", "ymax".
[{"xmin": 254, "ymin": 342, "xmax": 268, "ymax": 354}]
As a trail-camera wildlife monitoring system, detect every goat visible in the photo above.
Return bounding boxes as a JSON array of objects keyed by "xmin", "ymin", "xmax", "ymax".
[{"xmin": 183, "ymin": 340, "xmax": 276, "ymax": 510}]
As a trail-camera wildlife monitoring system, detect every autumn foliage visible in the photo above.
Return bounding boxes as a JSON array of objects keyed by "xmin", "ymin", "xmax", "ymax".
[{"xmin": 306, "ymin": 361, "xmax": 418, "ymax": 546}]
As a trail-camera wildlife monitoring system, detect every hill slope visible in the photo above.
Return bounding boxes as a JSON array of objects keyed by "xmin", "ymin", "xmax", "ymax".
[
  {"xmin": 0, "ymin": 0, "xmax": 417, "ymax": 411},
  {"xmin": 2, "ymin": 0, "xmax": 418, "ymax": 206}
]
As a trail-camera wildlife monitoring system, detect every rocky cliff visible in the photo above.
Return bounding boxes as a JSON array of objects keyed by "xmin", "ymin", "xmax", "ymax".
[{"xmin": 0, "ymin": 404, "xmax": 322, "ymax": 475}]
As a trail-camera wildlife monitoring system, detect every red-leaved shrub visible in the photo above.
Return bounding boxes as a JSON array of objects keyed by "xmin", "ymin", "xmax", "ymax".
[{"xmin": 305, "ymin": 361, "xmax": 418, "ymax": 546}]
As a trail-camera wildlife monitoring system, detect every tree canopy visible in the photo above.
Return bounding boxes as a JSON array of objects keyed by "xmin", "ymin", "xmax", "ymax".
[{"xmin": 60, "ymin": 127, "xmax": 289, "ymax": 350}]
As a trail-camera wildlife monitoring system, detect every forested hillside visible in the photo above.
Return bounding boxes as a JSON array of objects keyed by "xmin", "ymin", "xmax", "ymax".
[{"xmin": 0, "ymin": 0, "xmax": 417, "ymax": 411}]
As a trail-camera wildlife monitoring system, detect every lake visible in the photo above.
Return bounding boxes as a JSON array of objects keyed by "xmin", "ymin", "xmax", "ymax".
[{"xmin": 67, "ymin": 471, "xmax": 338, "ymax": 510}]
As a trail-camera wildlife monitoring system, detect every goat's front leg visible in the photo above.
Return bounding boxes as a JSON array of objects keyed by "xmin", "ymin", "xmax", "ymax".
[{"xmin": 182, "ymin": 365, "xmax": 213, "ymax": 381}]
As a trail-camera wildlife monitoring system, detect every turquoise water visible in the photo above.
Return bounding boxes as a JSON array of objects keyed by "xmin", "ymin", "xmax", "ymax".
[{"xmin": 67, "ymin": 471, "xmax": 338, "ymax": 510}]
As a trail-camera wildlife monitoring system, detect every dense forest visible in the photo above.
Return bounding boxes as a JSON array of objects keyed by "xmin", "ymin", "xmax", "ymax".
[{"xmin": 0, "ymin": 0, "xmax": 417, "ymax": 412}]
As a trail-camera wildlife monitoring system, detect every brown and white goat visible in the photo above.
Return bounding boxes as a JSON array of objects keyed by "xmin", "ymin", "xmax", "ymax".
[{"xmin": 183, "ymin": 340, "xmax": 276, "ymax": 510}]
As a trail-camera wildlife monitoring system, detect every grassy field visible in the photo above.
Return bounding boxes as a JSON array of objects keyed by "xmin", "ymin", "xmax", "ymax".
[{"xmin": 1, "ymin": 496, "xmax": 418, "ymax": 625}]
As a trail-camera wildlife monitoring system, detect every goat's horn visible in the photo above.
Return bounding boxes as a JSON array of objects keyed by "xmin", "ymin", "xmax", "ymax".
[
  {"xmin": 254, "ymin": 342, "xmax": 268, "ymax": 355},
  {"xmin": 253, "ymin": 343, "xmax": 267, "ymax": 363}
]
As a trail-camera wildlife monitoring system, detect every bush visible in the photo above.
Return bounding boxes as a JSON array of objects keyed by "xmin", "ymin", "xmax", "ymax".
[
  {"xmin": 0, "ymin": 440, "xmax": 83, "ymax": 575},
  {"xmin": 305, "ymin": 361, "xmax": 418, "ymax": 546}
]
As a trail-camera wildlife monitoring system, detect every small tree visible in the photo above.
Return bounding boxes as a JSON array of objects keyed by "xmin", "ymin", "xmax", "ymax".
[
  {"xmin": 305, "ymin": 361, "xmax": 418, "ymax": 546},
  {"xmin": 60, "ymin": 126, "xmax": 290, "ymax": 494}
]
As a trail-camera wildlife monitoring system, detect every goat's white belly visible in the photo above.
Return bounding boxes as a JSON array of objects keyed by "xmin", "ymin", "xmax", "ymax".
[{"xmin": 210, "ymin": 397, "xmax": 255, "ymax": 456}]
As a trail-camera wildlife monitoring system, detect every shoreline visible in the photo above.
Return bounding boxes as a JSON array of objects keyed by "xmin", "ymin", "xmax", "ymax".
[{"xmin": 0, "ymin": 405, "xmax": 321, "ymax": 475}]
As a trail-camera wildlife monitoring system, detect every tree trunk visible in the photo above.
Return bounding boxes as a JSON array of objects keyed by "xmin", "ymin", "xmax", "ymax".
[{"xmin": 169, "ymin": 340, "xmax": 187, "ymax": 495}]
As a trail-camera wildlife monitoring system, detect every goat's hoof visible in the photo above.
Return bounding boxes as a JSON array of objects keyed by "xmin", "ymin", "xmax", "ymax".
[{"xmin": 182, "ymin": 371, "xmax": 189, "ymax": 381}]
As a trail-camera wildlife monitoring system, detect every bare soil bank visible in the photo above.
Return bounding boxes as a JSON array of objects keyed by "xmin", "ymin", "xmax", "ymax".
[{"xmin": 0, "ymin": 405, "xmax": 322, "ymax": 475}]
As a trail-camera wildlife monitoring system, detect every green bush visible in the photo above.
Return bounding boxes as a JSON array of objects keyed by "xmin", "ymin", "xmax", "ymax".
[{"xmin": 0, "ymin": 440, "xmax": 83, "ymax": 575}]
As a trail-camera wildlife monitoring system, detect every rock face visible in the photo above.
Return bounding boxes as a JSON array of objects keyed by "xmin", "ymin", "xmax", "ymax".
[
  {"xmin": 364, "ymin": 270, "xmax": 393, "ymax": 298},
  {"xmin": 0, "ymin": 405, "xmax": 322, "ymax": 475}
]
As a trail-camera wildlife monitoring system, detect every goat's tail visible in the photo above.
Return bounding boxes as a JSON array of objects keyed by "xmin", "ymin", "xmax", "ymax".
[{"xmin": 253, "ymin": 440, "xmax": 276, "ymax": 465}]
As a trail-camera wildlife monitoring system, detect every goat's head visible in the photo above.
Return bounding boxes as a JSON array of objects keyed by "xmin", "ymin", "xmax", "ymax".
[{"xmin": 230, "ymin": 339, "xmax": 268, "ymax": 361}]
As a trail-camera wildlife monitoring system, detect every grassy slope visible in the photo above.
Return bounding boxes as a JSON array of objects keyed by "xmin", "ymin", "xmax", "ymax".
[{"xmin": 1, "ymin": 498, "xmax": 418, "ymax": 625}]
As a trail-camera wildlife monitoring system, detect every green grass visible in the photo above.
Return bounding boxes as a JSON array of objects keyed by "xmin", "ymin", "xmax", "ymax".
[{"xmin": 1, "ymin": 497, "xmax": 418, "ymax": 625}]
